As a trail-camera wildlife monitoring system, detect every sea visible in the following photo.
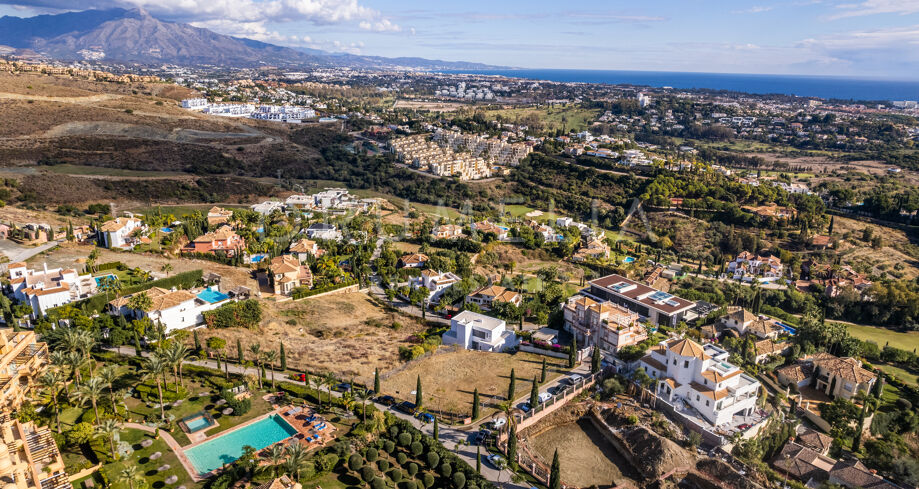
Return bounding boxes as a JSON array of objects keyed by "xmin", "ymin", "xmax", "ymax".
[{"xmin": 438, "ymin": 69, "xmax": 919, "ymax": 102}]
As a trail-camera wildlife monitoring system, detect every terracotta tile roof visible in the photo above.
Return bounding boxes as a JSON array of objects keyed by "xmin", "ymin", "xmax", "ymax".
[
  {"xmin": 471, "ymin": 284, "xmax": 507, "ymax": 298},
  {"xmin": 100, "ymin": 217, "xmax": 141, "ymax": 232},
  {"xmin": 146, "ymin": 287, "xmax": 197, "ymax": 311},
  {"xmin": 8, "ymin": 262, "xmax": 25, "ymax": 269},
  {"xmin": 797, "ymin": 427, "xmax": 833, "ymax": 454},
  {"xmin": 777, "ymin": 363, "xmax": 812, "ymax": 384},
  {"xmin": 755, "ymin": 339, "xmax": 789, "ymax": 357},
  {"xmin": 748, "ymin": 318, "xmax": 780, "ymax": 337},
  {"xmin": 663, "ymin": 378, "xmax": 680, "ymax": 389},
  {"xmin": 830, "ymin": 458, "xmax": 900, "ymax": 489},
  {"xmin": 701, "ymin": 368, "xmax": 743, "ymax": 383},
  {"xmin": 815, "ymin": 356, "xmax": 876, "ymax": 384},
  {"xmin": 690, "ymin": 381, "xmax": 730, "ymax": 400},
  {"xmin": 771, "ymin": 442, "xmax": 834, "ymax": 482},
  {"xmin": 640, "ymin": 354, "xmax": 667, "ymax": 372},
  {"xmin": 667, "ymin": 338, "xmax": 710, "ymax": 360},
  {"xmin": 270, "ymin": 255, "xmax": 301, "ymax": 274},
  {"xmin": 289, "ymin": 238, "xmax": 317, "ymax": 253},
  {"xmin": 495, "ymin": 289, "xmax": 521, "ymax": 303},
  {"xmin": 727, "ymin": 307, "xmax": 757, "ymax": 325},
  {"xmin": 399, "ymin": 253, "xmax": 429, "ymax": 265}
]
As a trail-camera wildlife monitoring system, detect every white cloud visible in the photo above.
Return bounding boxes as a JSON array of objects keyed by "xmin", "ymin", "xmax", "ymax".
[
  {"xmin": 732, "ymin": 5, "xmax": 774, "ymax": 14},
  {"xmin": 358, "ymin": 18, "xmax": 401, "ymax": 32},
  {"xmin": 829, "ymin": 0, "xmax": 919, "ymax": 19}
]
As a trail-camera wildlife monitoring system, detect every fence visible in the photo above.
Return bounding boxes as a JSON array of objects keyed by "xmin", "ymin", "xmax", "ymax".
[{"xmin": 515, "ymin": 371, "xmax": 599, "ymax": 431}]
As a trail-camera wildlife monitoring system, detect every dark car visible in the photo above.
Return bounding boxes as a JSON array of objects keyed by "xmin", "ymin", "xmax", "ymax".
[
  {"xmin": 376, "ymin": 395, "xmax": 396, "ymax": 406},
  {"xmin": 472, "ymin": 429, "xmax": 490, "ymax": 445},
  {"xmin": 332, "ymin": 383, "xmax": 352, "ymax": 392},
  {"xmin": 395, "ymin": 401, "xmax": 417, "ymax": 415},
  {"xmin": 416, "ymin": 412, "xmax": 435, "ymax": 423}
]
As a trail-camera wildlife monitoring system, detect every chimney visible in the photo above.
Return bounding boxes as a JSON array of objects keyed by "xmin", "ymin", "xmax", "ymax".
[{"xmin": 43, "ymin": 262, "xmax": 48, "ymax": 275}]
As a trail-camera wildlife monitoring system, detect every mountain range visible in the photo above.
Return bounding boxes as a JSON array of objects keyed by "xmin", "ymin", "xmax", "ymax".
[{"xmin": 0, "ymin": 8, "xmax": 498, "ymax": 70}]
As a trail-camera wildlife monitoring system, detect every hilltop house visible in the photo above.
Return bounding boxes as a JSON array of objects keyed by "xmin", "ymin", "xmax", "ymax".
[
  {"xmin": 562, "ymin": 295, "xmax": 645, "ymax": 353},
  {"xmin": 582, "ymin": 274, "xmax": 695, "ymax": 326},
  {"xmin": 571, "ymin": 239, "xmax": 611, "ymax": 262},
  {"xmin": 269, "ymin": 255, "xmax": 313, "ymax": 296},
  {"xmin": 99, "ymin": 217, "xmax": 145, "ymax": 249},
  {"xmin": 442, "ymin": 310, "xmax": 518, "ymax": 352},
  {"xmin": 289, "ymin": 238, "xmax": 322, "ymax": 261},
  {"xmin": 182, "ymin": 226, "xmax": 245, "ymax": 257},
  {"xmin": 206, "ymin": 206, "xmax": 234, "ymax": 227},
  {"xmin": 409, "ymin": 270, "xmax": 460, "ymax": 303},
  {"xmin": 8, "ymin": 262, "xmax": 97, "ymax": 318},
  {"xmin": 777, "ymin": 352, "xmax": 877, "ymax": 400},
  {"xmin": 465, "ymin": 284, "xmax": 522, "ymax": 310},
  {"xmin": 728, "ymin": 251, "xmax": 783, "ymax": 282},
  {"xmin": 305, "ymin": 223, "xmax": 342, "ymax": 241},
  {"xmin": 471, "ymin": 221, "xmax": 509, "ymax": 240},
  {"xmin": 398, "ymin": 253, "xmax": 429, "ymax": 269},
  {"xmin": 639, "ymin": 337, "xmax": 761, "ymax": 426},
  {"xmin": 431, "ymin": 224, "xmax": 465, "ymax": 240},
  {"xmin": 109, "ymin": 286, "xmax": 230, "ymax": 333},
  {"xmin": 719, "ymin": 307, "xmax": 782, "ymax": 339}
]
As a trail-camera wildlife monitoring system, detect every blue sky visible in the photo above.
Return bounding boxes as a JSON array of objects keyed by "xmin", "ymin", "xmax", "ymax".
[{"xmin": 2, "ymin": 0, "xmax": 919, "ymax": 77}]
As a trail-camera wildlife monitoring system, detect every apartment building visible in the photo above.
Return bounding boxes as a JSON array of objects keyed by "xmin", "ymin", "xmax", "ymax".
[
  {"xmin": 8, "ymin": 263, "xmax": 97, "ymax": 318},
  {"xmin": 0, "ymin": 416, "xmax": 70, "ymax": 489},
  {"xmin": 640, "ymin": 338, "xmax": 761, "ymax": 426},
  {"xmin": 0, "ymin": 330, "xmax": 48, "ymax": 412},
  {"xmin": 562, "ymin": 295, "xmax": 646, "ymax": 352},
  {"xmin": 390, "ymin": 134, "xmax": 492, "ymax": 181},
  {"xmin": 432, "ymin": 129, "xmax": 532, "ymax": 166},
  {"xmin": 584, "ymin": 274, "xmax": 696, "ymax": 326}
]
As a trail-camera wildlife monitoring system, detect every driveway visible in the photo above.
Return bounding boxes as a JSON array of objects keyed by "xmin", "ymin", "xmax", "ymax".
[{"xmin": 0, "ymin": 240, "xmax": 60, "ymax": 272}]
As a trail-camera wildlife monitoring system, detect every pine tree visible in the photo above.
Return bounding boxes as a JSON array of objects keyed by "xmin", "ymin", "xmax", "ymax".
[
  {"xmin": 472, "ymin": 388, "xmax": 480, "ymax": 419},
  {"xmin": 193, "ymin": 330, "xmax": 201, "ymax": 352},
  {"xmin": 374, "ymin": 368, "xmax": 381, "ymax": 393},
  {"xmin": 530, "ymin": 376, "xmax": 539, "ymax": 408},
  {"xmin": 540, "ymin": 357, "xmax": 547, "ymax": 384},
  {"xmin": 415, "ymin": 375, "xmax": 423, "ymax": 408},
  {"xmin": 507, "ymin": 428, "xmax": 517, "ymax": 469},
  {"xmin": 591, "ymin": 345, "xmax": 601, "ymax": 373},
  {"xmin": 507, "ymin": 369, "xmax": 516, "ymax": 400},
  {"xmin": 549, "ymin": 449, "xmax": 561, "ymax": 489},
  {"xmin": 279, "ymin": 343, "xmax": 287, "ymax": 371},
  {"xmin": 569, "ymin": 336, "xmax": 577, "ymax": 368}
]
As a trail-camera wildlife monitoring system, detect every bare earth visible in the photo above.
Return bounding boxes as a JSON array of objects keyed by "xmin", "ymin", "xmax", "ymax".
[
  {"xmin": 529, "ymin": 418, "xmax": 637, "ymax": 488},
  {"xmin": 383, "ymin": 349, "xmax": 567, "ymax": 417},
  {"xmin": 200, "ymin": 292, "xmax": 427, "ymax": 380}
]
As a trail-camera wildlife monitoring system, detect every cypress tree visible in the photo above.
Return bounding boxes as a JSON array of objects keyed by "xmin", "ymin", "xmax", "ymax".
[
  {"xmin": 237, "ymin": 338, "xmax": 243, "ymax": 364},
  {"xmin": 507, "ymin": 369, "xmax": 516, "ymax": 400},
  {"xmin": 433, "ymin": 417, "xmax": 439, "ymax": 442},
  {"xmin": 591, "ymin": 346, "xmax": 601, "ymax": 373},
  {"xmin": 374, "ymin": 368, "xmax": 381, "ymax": 393},
  {"xmin": 472, "ymin": 388, "xmax": 480, "ymax": 419},
  {"xmin": 872, "ymin": 372, "xmax": 884, "ymax": 399},
  {"xmin": 193, "ymin": 330, "xmax": 201, "ymax": 352},
  {"xmin": 133, "ymin": 331, "xmax": 142, "ymax": 357},
  {"xmin": 279, "ymin": 343, "xmax": 287, "ymax": 370},
  {"xmin": 828, "ymin": 216, "xmax": 835, "ymax": 235},
  {"xmin": 530, "ymin": 377, "xmax": 539, "ymax": 408},
  {"xmin": 415, "ymin": 375, "xmax": 423, "ymax": 408},
  {"xmin": 476, "ymin": 446, "xmax": 481, "ymax": 474},
  {"xmin": 304, "ymin": 370, "xmax": 310, "ymax": 388},
  {"xmin": 540, "ymin": 357, "xmax": 547, "ymax": 384},
  {"xmin": 569, "ymin": 337, "xmax": 577, "ymax": 368},
  {"xmin": 549, "ymin": 449, "xmax": 561, "ymax": 489},
  {"xmin": 507, "ymin": 428, "xmax": 517, "ymax": 469}
]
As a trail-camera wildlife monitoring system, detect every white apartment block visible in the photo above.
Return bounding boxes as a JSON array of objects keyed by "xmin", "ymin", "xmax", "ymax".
[
  {"xmin": 640, "ymin": 338, "xmax": 761, "ymax": 426},
  {"xmin": 250, "ymin": 105, "xmax": 316, "ymax": 122},
  {"xmin": 390, "ymin": 134, "xmax": 492, "ymax": 181},
  {"xmin": 181, "ymin": 98, "xmax": 208, "ymax": 109},
  {"xmin": 8, "ymin": 262, "xmax": 97, "ymax": 318},
  {"xmin": 433, "ymin": 129, "xmax": 532, "ymax": 167}
]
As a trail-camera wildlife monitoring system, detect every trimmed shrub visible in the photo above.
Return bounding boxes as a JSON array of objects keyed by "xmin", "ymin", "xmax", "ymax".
[
  {"xmin": 389, "ymin": 425, "xmax": 400, "ymax": 438},
  {"xmin": 371, "ymin": 477, "xmax": 386, "ymax": 489},
  {"xmin": 365, "ymin": 447, "xmax": 379, "ymax": 463},
  {"xmin": 360, "ymin": 466, "xmax": 375, "ymax": 483},
  {"xmin": 404, "ymin": 481, "xmax": 417, "ymax": 489},
  {"xmin": 407, "ymin": 462, "xmax": 419, "ymax": 477},
  {"xmin": 422, "ymin": 473, "xmax": 435, "ymax": 488},
  {"xmin": 136, "ymin": 381, "xmax": 188, "ymax": 403},
  {"xmin": 396, "ymin": 452, "xmax": 408, "ymax": 465},
  {"xmin": 384, "ymin": 440, "xmax": 396, "ymax": 453},
  {"xmin": 378, "ymin": 459, "xmax": 390, "ymax": 472},
  {"xmin": 398, "ymin": 432, "xmax": 412, "ymax": 446},
  {"xmin": 390, "ymin": 469, "xmax": 403, "ymax": 483},
  {"xmin": 440, "ymin": 462, "xmax": 453, "ymax": 478},
  {"xmin": 453, "ymin": 472, "xmax": 466, "ymax": 489},
  {"xmin": 348, "ymin": 453, "xmax": 363, "ymax": 471},
  {"xmin": 410, "ymin": 441, "xmax": 423, "ymax": 456},
  {"xmin": 426, "ymin": 452, "xmax": 440, "ymax": 468}
]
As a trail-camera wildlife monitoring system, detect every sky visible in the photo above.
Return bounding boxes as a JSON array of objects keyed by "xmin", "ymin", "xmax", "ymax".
[{"xmin": 1, "ymin": 0, "xmax": 919, "ymax": 78}]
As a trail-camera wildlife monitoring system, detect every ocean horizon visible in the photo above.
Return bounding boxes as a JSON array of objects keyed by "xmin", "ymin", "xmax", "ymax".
[{"xmin": 438, "ymin": 69, "xmax": 919, "ymax": 102}]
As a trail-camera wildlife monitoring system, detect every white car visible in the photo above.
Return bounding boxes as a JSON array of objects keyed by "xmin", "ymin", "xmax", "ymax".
[
  {"xmin": 568, "ymin": 374, "xmax": 583, "ymax": 384},
  {"xmin": 491, "ymin": 417, "xmax": 507, "ymax": 429},
  {"xmin": 487, "ymin": 454, "xmax": 506, "ymax": 468},
  {"xmin": 538, "ymin": 392, "xmax": 552, "ymax": 403}
]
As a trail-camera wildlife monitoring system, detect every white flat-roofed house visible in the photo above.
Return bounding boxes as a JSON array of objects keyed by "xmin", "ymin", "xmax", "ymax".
[
  {"xmin": 305, "ymin": 223, "xmax": 342, "ymax": 241},
  {"xmin": 442, "ymin": 310, "xmax": 518, "ymax": 352},
  {"xmin": 181, "ymin": 98, "xmax": 208, "ymax": 109},
  {"xmin": 109, "ymin": 286, "xmax": 230, "ymax": 333},
  {"xmin": 585, "ymin": 274, "xmax": 695, "ymax": 326},
  {"xmin": 639, "ymin": 338, "xmax": 761, "ymax": 427},
  {"xmin": 8, "ymin": 262, "xmax": 97, "ymax": 318},
  {"xmin": 99, "ymin": 217, "xmax": 145, "ymax": 249},
  {"xmin": 251, "ymin": 201, "xmax": 285, "ymax": 215},
  {"xmin": 409, "ymin": 270, "xmax": 460, "ymax": 303}
]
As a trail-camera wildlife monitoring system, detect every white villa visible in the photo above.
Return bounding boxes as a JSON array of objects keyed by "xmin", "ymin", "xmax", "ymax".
[
  {"xmin": 409, "ymin": 270, "xmax": 460, "ymax": 303},
  {"xmin": 305, "ymin": 223, "xmax": 342, "ymax": 241},
  {"xmin": 639, "ymin": 338, "xmax": 761, "ymax": 426},
  {"xmin": 442, "ymin": 310, "xmax": 518, "ymax": 352},
  {"xmin": 109, "ymin": 286, "xmax": 231, "ymax": 333},
  {"xmin": 8, "ymin": 262, "xmax": 97, "ymax": 318},
  {"xmin": 99, "ymin": 217, "xmax": 145, "ymax": 249},
  {"xmin": 728, "ymin": 251, "xmax": 784, "ymax": 282}
]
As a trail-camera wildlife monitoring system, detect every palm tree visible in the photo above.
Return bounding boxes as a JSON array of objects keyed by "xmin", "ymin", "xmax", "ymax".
[
  {"xmin": 38, "ymin": 370, "xmax": 65, "ymax": 433},
  {"xmin": 73, "ymin": 376, "xmax": 106, "ymax": 424},
  {"xmin": 162, "ymin": 342, "xmax": 189, "ymax": 391},
  {"xmin": 140, "ymin": 355, "xmax": 168, "ymax": 420},
  {"xmin": 98, "ymin": 275, "xmax": 122, "ymax": 304},
  {"xmin": 118, "ymin": 465, "xmax": 142, "ymax": 489},
  {"xmin": 267, "ymin": 444, "xmax": 286, "ymax": 478},
  {"xmin": 49, "ymin": 350, "xmax": 72, "ymax": 397},
  {"xmin": 263, "ymin": 350, "xmax": 278, "ymax": 390},
  {"xmin": 97, "ymin": 365, "xmax": 120, "ymax": 414},
  {"xmin": 283, "ymin": 443, "xmax": 309, "ymax": 480},
  {"xmin": 94, "ymin": 418, "xmax": 120, "ymax": 459},
  {"xmin": 87, "ymin": 247, "xmax": 100, "ymax": 274},
  {"xmin": 160, "ymin": 263, "xmax": 173, "ymax": 277},
  {"xmin": 115, "ymin": 388, "xmax": 131, "ymax": 419},
  {"xmin": 310, "ymin": 376, "xmax": 324, "ymax": 411},
  {"xmin": 323, "ymin": 373, "xmax": 337, "ymax": 411},
  {"xmin": 356, "ymin": 388, "xmax": 372, "ymax": 423},
  {"xmin": 249, "ymin": 343, "xmax": 263, "ymax": 389}
]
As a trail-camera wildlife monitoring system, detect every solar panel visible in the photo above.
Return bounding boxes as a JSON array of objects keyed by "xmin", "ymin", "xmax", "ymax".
[
  {"xmin": 611, "ymin": 282, "xmax": 632, "ymax": 292},
  {"xmin": 649, "ymin": 291, "xmax": 673, "ymax": 302}
]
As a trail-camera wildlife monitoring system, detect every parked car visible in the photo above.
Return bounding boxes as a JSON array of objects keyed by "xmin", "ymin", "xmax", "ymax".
[
  {"xmin": 416, "ymin": 412, "xmax": 435, "ymax": 423},
  {"xmin": 376, "ymin": 395, "xmax": 396, "ymax": 406},
  {"xmin": 395, "ymin": 401, "xmax": 417, "ymax": 415},
  {"xmin": 472, "ymin": 429, "xmax": 490, "ymax": 445},
  {"xmin": 332, "ymin": 383, "xmax": 352, "ymax": 392},
  {"xmin": 518, "ymin": 402, "xmax": 531, "ymax": 413},
  {"xmin": 737, "ymin": 423, "xmax": 751, "ymax": 430},
  {"xmin": 487, "ymin": 454, "xmax": 506, "ymax": 468},
  {"xmin": 538, "ymin": 392, "xmax": 552, "ymax": 403},
  {"xmin": 568, "ymin": 374, "xmax": 583, "ymax": 384},
  {"xmin": 491, "ymin": 417, "xmax": 507, "ymax": 429}
]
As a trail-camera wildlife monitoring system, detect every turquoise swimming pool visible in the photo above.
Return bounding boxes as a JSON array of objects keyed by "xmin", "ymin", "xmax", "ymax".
[
  {"xmin": 197, "ymin": 288, "xmax": 229, "ymax": 304},
  {"xmin": 185, "ymin": 414, "xmax": 297, "ymax": 474}
]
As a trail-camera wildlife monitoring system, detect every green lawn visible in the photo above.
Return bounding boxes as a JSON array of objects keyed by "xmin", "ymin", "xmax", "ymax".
[
  {"xmin": 875, "ymin": 363, "xmax": 919, "ymax": 386},
  {"xmin": 843, "ymin": 322, "xmax": 919, "ymax": 351},
  {"xmin": 99, "ymin": 428, "xmax": 201, "ymax": 489}
]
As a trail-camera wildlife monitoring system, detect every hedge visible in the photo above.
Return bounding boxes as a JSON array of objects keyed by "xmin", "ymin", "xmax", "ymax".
[
  {"xmin": 50, "ymin": 269, "xmax": 203, "ymax": 315},
  {"xmin": 291, "ymin": 279, "xmax": 358, "ymax": 299},
  {"xmin": 95, "ymin": 261, "xmax": 127, "ymax": 272}
]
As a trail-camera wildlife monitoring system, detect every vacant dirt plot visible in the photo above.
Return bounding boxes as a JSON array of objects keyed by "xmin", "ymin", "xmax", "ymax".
[
  {"xmin": 383, "ymin": 349, "xmax": 567, "ymax": 417},
  {"xmin": 202, "ymin": 293, "xmax": 427, "ymax": 380},
  {"xmin": 393, "ymin": 100, "xmax": 465, "ymax": 112},
  {"xmin": 529, "ymin": 418, "xmax": 637, "ymax": 488},
  {"xmin": 832, "ymin": 216, "xmax": 919, "ymax": 279}
]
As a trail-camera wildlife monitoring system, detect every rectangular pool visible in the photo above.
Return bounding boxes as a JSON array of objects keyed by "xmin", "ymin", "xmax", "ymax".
[
  {"xmin": 185, "ymin": 414, "xmax": 297, "ymax": 475},
  {"xmin": 197, "ymin": 289, "xmax": 230, "ymax": 303}
]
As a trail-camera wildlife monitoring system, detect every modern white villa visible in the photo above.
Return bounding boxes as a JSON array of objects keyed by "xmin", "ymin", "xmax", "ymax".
[
  {"xmin": 442, "ymin": 310, "xmax": 518, "ymax": 352},
  {"xmin": 409, "ymin": 270, "xmax": 460, "ymax": 303},
  {"xmin": 639, "ymin": 337, "xmax": 761, "ymax": 427},
  {"xmin": 8, "ymin": 262, "xmax": 97, "ymax": 318}
]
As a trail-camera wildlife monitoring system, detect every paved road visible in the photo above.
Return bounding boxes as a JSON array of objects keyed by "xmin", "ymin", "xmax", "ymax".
[
  {"xmin": 0, "ymin": 240, "xmax": 61, "ymax": 272},
  {"xmin": 108, "ymin": 346, "xmax": 540, "ymax": 488}
]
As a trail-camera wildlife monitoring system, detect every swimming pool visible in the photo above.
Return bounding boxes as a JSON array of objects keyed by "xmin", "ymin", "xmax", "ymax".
[
  {"xmin": 181, "ymin": 411, "xmax": 216, "ymax": 433},
  {"xmin": 197, "ymin": 289, "xmax": 229, "ymax": 303},
  {"xmin": 160, "ymin": 227, "xmax": 173, "ymax": 233},
  {"xmin": 250, "ymin": 253, "xmax": 268, "ymax": 263},
  {"xmin": 185, "ymin": 414, "xmax": 297, "ymax": 475},
  {"xmin": 623, "ymin": 256, "xmax": 636, "ymax": 263},
  {"xmin": 776, "ymin": 322, "xmax": 797, "ymax": 335},
  {"xmin": 93, "ymin": 274, "xmax": 116, "ymax": 286}
]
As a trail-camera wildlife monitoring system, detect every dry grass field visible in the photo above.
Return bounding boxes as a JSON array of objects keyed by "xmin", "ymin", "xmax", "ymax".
[
  {"xmin": 393, "ymin": 100, "xmax": 466, "ymax": 112},
  {"xmin": 382, "ymin": 349, "xmax": 568, "ymax": 417},
  {"xmin": 832, "ymin": 215, "xmax": 919, "ymax": 279},
  {"xmin": 200, "ymin": 293, "xmax": 427, "ymax": 381},
  {"xmin": 529, "ymin": 418, "xmax": 637, "ymax": 488}
]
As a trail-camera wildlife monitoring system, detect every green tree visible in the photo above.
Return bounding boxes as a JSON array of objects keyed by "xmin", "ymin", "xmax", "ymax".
[
  {"xmin": 140, "ymin": 355, "xmax": 168, "ymax": 420},
  {"xmin": 374, "ymin": 367, "xmax": 381, "ymax": 393},
  {"xmin": 507, "ymin": 426, "xmax": 517, "ymax": 470},
  {"xmin": 591, "ymin": 345, "xmax": 601, "ymax": 373},
  {"xmin": 38, "ymin": 370, "xmax": 65, "ymax": 433},
  {"xmin": 472, "ymin": 388, "xmax": 480, "ymax": 419},
  {"xmin": 73, "ymin": 376, "xmax": 106, "ymax": 424},
  {"xmin": 569, "ymin": 336, "xmax": 577, "ymax": 368},
  {"xmin": 117, "ymin": 465, "xmax": 143, "ymax": 489},
  {"xmin": 540, "ymin": 357, "xmax": 547, "ymax": 383},
  {"xmin": 94, "ymin": 418, "xmax": 120, "ymax": 460},
  {"xmin": 507, "ymin": 368, "xmax": 516, "ymax": 400},
  {"xmin": 433, "ymin": 416, "xmax": 439, "ymax": 442},
  {"xmin": 548, "ymin": 449, "xmax": 561, "ymax": 489},
  {"xmin": 206, "ymin": 337, "xmax": 227, "ymax": 379},
  {"xmin": 279, "ymin": 343, "xmax": 287, "ymax": 371},
  {"xmin": 530, "ymin": 376, "xmax": 539, "ymax": 408},
  {"xmin": 415, "ymin": 375, "xmax": 423, "ymax": 408},
  {"xmin": 237, "ymin": 338, "xmax": 244, "ymax": 364}
]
